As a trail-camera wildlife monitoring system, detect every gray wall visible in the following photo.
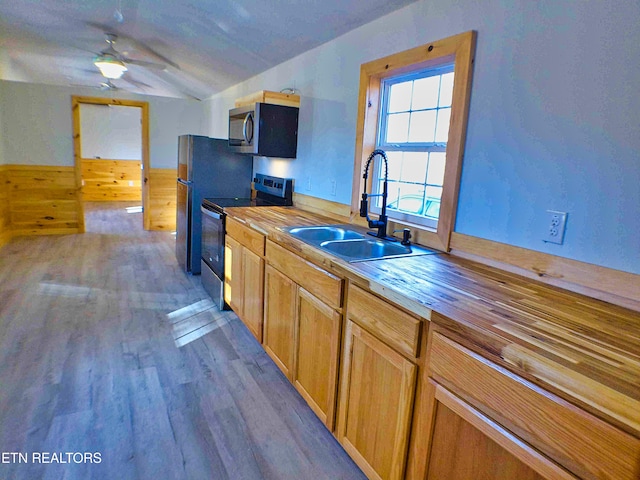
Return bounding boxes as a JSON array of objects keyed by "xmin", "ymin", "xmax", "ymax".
[
  {"xmin": 204, "ymin": 0, "xmax": 640, "ymax": 275},
  {"xmin": 79, "ymin": 104, "xmax": 142, "ymax": 160},
  {"xmin": 0, "ymin": 80, "xmax": 206, "ymax": 169}
]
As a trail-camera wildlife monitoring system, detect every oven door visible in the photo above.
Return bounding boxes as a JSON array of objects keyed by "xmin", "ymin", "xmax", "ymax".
[{"xmin": 201, "ymin": 206, "xmax": 225, "ymax": 279}]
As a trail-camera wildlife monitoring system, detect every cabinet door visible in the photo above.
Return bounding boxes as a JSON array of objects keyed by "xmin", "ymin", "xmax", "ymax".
[
  {"xmin": 263, "ymin": 265, "xmax": 297, "ymax": 378},
  {"xmin": 424, "ymin": 380, "xmax": 576, "ymax": 480},
  {"xmin": 293, "ymin": 288, "xmax": 341, "ymax": 430},
  {"xmin": 241, "ymin": 247, "xmax": 264, "ymax": 342},
  {"xmin": 337, "ymin": 320, "xmax": 417, "ymax": 480},
  {"xmin": 224, "ymin": 236, "xmax": 244, "ymax": 316}
]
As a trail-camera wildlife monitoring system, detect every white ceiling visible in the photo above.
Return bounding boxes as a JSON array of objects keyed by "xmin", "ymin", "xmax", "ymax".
[{"xmin": 0, "ymin": 0, "xmax": 418, "ymax": 100}]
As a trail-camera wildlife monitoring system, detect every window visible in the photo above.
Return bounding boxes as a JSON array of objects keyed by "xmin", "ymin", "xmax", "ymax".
[
  {"xmin": 351, "ymin": 31, "xmax": 476, "ymax": 251},
  {"xmin": 373, "ymin": 66, "xmax": 454, "ymax": 229}
]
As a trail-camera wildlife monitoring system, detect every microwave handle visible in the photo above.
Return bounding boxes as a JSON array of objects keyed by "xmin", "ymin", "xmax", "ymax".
[{"xmin": 242, "ymin": 112, "xmax": 254, "ymax": 143}]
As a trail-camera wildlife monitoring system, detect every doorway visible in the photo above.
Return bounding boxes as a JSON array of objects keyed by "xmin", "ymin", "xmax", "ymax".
[{"xmin": 71, "ymin": 96, "xmax": 150, "ymax": 231}]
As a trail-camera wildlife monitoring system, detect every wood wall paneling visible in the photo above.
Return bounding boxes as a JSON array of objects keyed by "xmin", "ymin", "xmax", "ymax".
[
  {"xmin": 450, "ymin": 232, "xmax": 640, "ymax": 311},
  {"xmin": 6, "ymin": 165, "xmax": 80, "ymax": 236},
  {"xmin": 0, "ymin": 165, "xmax": 11, "ymax": 246},
  {"xmin": 81, "ymin": 159, "xmax": 142, "ymax": 201}
]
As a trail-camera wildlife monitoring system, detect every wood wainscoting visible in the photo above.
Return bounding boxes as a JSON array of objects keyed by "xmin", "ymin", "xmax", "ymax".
[
  {"xmin": 4, "ymin": 165, "xmax": 80, "ymax": 237},
  {"xmin": 0, "ymin": 164, "xmax": 177, "ymax": 241},
  {"xmin": 148, "ymin": 168, "xmax": 177, "ymax": 231},
  {"xmin": 81, "ymin": 159, "xmax": 142, "ymax": 201},
  {"xmin": 0, "ymin": 165, "xmax": 10, "ymax": 247}
]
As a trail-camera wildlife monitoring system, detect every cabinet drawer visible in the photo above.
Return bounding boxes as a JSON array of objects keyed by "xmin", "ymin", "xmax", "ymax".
[
  {"xmin": 266, "ymin": 240, "xmax": 342, "ymax": 309},
  {"xmin": 429, "ymin": 331, "xmax": 640, "ymax": 480},
  {"xmin": 226, "ymin": 216, "xmax": 265, "ymax": 257},
  {"xmin": 347, "ymin": 285, "xmax": 422, "ymax": 359}
]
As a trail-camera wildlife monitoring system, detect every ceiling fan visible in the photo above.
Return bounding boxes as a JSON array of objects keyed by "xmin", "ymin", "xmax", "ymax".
[{"xmin": 93, "ymin": 33, "xmax": 166, "ymax": 79}]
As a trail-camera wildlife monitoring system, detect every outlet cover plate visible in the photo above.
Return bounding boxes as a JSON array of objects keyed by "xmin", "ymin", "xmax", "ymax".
[{"xmin": 544, "ymin": 210, "xmax": 568, "ymax": 244}]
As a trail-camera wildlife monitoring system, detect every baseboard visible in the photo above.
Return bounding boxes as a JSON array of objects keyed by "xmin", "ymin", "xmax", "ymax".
[{"xmin": 450, "ymin": 232, "xmax": 640, "ymax": 311}]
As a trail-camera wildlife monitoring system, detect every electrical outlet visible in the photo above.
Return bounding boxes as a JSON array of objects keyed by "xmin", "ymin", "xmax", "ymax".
[
  {"xmin": 306, "ymin": 176, "xmax": 312, "ymax": 191},
  {"xmin": 330, "ymin": 179, "xmax": 337, "ymax": 196},
  {"xmin": 543, "ymin": 210, "xmax": 568, "ymax": 244}
]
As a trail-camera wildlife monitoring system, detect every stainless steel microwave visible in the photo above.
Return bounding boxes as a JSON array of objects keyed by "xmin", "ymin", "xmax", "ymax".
[{"xmin": 228, "ymin": 103, "xmax": 299, "ymax": 158}]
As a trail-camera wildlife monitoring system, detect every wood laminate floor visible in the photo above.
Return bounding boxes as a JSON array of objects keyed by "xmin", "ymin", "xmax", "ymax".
[{"xmin": 0, "ymin": 202, "xmax": 366, "ymax": 480}]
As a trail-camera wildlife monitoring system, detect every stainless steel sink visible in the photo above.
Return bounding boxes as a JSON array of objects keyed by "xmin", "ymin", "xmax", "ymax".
[
  {"xmin": 284, "ymin": 225, "xmax": 365, "ymax": 244},
  {"xmin": 283, "ymin": 225, "xmax": 439, "ymax": 262},
  {"xmin": 320, "ymin": 238, "xmax": 435, "ymax": 262}
]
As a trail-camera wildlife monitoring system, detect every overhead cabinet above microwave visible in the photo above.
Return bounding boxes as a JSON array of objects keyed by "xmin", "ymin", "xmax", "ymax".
[{"xmin": 229, "ymin": 103, "xmax": 299, "ymax": 158}]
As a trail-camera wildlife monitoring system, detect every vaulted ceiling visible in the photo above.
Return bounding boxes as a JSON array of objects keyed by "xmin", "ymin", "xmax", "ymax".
[{"xmin": 0, "ymin": 0, "xmax": 418, "ymax": 100}]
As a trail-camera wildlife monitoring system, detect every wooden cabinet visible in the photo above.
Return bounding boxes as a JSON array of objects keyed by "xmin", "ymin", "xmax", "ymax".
[
  {"xmin": 424, "ymin": 380, "xmax": 567, "ymax": 480},
  {"xmin": 263, "ymin": 240, "xmax": 343, "ymax": 429},
  {"xmin": 240, "ymin": 247, "xmax": 264, "ymax": 341},
  {"xmin": 294, "ymin": 288, "xmax": 341, "ymax": 428},
  {"xmin": 224, "ymin": 217, "xmax": 266, "ymax": 342},
  {"xmin": 424, "ymin": 330, "xmax": 640, "ymax": 480},
  {"xmin": 235, "ymin": 90, "xmax": 300, "ymax": 108},
  {"xmin": 263, "ymin": 265, "xmax": 297, "ymax": 378},
  {"xmin": 337, "ymin": 319, "xmax": 417, "ymax": 480},
  {"xmin": 224, "ymin": 235, "xmax": 244, "ymax": 314},
  {"xmin": 336, "ymin": 285, "xmax": 424, "ymax": 480}
]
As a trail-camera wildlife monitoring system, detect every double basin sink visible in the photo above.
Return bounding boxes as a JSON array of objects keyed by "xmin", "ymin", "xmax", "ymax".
[{"xmin": 282, "ymin": 224, "xmax": 438, "ymax": 262}]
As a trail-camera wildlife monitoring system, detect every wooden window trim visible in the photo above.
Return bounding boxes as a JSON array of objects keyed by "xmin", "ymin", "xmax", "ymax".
[{"xmin": 350, "ymin": 31, "xmax": 476, "ymax": 251}]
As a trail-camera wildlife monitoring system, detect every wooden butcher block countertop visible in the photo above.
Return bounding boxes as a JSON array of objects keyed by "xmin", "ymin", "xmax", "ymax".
[{"xmin": 225, "ymin": 206, "xmax": 640, "ymax": 437}]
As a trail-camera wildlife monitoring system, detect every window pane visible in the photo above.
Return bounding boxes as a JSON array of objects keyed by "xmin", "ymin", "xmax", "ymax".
[
  {"xmin": 386, "ymin": 112, "xmax": 410, "ymax": 143},
  {"xmin": 388, "ymin": 81, "xmax": 412, "ymax": 113},
  {"xmin": 424, "ymin": 198, "xmax": 441, "ymax": 218},
  {"xmin": 434, "ymin": 108, "xmax": 451, "ymax": 143},
  {"xmin": 425, "ymin": 185, "xmax": 443, "ymax": 201},
  {"xmin": 408, "ymin": 110, "xmax": 436, "ymax": 143},
  {"xmin": 426, "ymin": 152, "xmax": 446, "ymax": 186},
  {"xmin": 438, "ymin": 72, "xmax": 454, "ymax": 107},
  {"xmin": 396, "ymin": 183, "xmax": 426, "ymax": 214},
  {"xmin": 401, "ymin": 152, "xmax": 428, "ymax": 183},
  {"xmin": 386, "ymin": 151, "xmax": 403, "ymax": 181},
  {"xmin": 411, "ymin": 76, "xmax": 440, "ymax": 110}
]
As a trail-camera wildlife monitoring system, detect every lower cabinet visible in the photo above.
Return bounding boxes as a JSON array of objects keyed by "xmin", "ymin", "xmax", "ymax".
[
  {"xmin": 263, "ymin": 265, "xmax": 297, "ymax": 378},
  {"xmin": 224, "ymin": 220, "xmax": 265, "ymax": 342},
  {"xmin": 336, "ymin": 284, "xmax": 424, "ymax": 480},
  {"xmin": 336, "ymin": 320, "xmax": 417, "ymax": 480},
  {"xmin": 425, "ymin": 329, "xmax": 640, "ymax": 480},
  {"xmin": 293, "ymin": 288, "xmax": 341, "ymax": 428},
  {"xmin": 263, "ymin": 240, "xmax": 343, "ymax": 429},
  {"xmin": 424, "ymin": 380, "xmax": 560, "ymax": 480}
]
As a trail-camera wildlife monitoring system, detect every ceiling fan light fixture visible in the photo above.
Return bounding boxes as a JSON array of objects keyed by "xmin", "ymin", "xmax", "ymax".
[{"xmin": 94, "ymin": 55, "xmax": 127, "ymax": 79}]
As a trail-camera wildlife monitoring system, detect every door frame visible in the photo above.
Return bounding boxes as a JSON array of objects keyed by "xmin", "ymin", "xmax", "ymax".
[{"xmin": 71, "ymin": 96, "xmax": 150, "ymax": 231}]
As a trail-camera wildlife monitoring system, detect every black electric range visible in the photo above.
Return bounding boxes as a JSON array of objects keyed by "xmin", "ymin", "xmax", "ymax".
[{"xmin": 200, "ymin": 173, "xmax": 293, "ymax": 309}]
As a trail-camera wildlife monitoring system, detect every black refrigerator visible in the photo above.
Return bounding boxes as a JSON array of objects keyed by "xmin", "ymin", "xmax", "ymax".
[{"xmin": 176, "ymin": 135, "xmax": 252, "ymax": 274}]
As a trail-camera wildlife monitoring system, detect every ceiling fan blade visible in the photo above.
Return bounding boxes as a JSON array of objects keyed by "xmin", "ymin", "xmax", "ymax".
[
  {"xmin": 121, "ymin": 74, "xmax": 151, "ymax": 89},
  {"xmin": 123, "ymin": 58, "xmax": 166, "ymax": 70}
]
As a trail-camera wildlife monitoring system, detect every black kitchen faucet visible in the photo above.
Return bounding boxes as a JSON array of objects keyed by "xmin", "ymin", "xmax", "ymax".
[{"xmin": 359, "ymin": 149, "xmax": 396, "ymax": 241}]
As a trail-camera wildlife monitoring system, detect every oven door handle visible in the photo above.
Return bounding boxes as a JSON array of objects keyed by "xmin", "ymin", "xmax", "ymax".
[{"xmin": 201, "ymin": 206, "xmax": 222, "ymax": 219}]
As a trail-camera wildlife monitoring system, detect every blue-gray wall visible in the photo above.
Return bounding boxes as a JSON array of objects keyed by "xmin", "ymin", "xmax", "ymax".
[
  {"xmin": 0, "ymin": 81, "xmax": 205, "ymax": 169},
  {"xmin": 205, "ymin": 0, "xmax": 640, "ymax": 274}
]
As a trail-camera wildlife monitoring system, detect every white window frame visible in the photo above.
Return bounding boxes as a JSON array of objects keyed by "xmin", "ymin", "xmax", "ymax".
[{"xmin": 371, "ymin": 64, "xmax": 455, "ymax": 229}]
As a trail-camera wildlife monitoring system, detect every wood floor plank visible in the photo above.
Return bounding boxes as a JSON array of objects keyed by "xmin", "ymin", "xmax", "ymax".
[{"xmin": 0, "ymin": 202, "xmax": 364, "ymax": 480}]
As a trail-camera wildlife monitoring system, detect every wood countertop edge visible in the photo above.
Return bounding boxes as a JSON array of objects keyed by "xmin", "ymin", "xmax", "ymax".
[{"xmin": 225, "ymin": 206, "xmax": 640, "ymax": 438}]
